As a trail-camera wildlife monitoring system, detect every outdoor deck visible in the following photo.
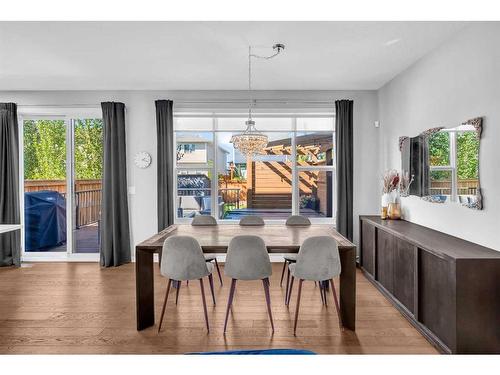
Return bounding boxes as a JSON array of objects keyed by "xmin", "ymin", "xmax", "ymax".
[
  {"xmin": 26, "ymin": 223, "xmax": 100, "ymax": 253},
  {"xmin": 223, "ymin": 208, "xmax": 325, "ymax": 220}
]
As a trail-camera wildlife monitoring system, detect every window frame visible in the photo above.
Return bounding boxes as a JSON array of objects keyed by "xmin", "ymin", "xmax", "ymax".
[
  {"xmin": 173, "ymin": 112, "xmax": 336, "ymax": 225},
  {"xmin": 428, "ymin": 129, "xmax": 458, "ymax": 202}
]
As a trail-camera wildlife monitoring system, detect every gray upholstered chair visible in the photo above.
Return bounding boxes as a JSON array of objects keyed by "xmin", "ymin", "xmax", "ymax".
[
  {"xmin": 281, "ymin": 215, "xmax": 311, "ymax": 290},
  {"xmin": 239, "ymin": 215, "xmax": 265, "ymax": 226},
  {"xmin": 158, "ymin": 236, "xmax": 216, "ymax": 333},
  {"xmin": 286, "ymin": 236, "xmax": 342, "ymax": 335},
  {"xmin": 223, "ymin": 235, "xmax": 274, "ymax": 333},
  {"xmin": 190, "ymin": 215, "xmax": 223, "ymax": 286}
]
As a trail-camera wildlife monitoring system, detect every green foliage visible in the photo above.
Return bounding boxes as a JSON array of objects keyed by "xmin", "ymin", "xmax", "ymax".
[
  {"xmin": 428, "ymin": 132, "xmax": 450, "ymax": 167},
  {"xmin": 74, "ymin": 119, "xmax": 103, "ymax": 179},
  {"xmin": 456, "ymin": 132, "xmax": 479, "ymax": 180},
  {"xmin": 428, "ymin": 131, "xmax": 479, "ymax": 181},
  {"xmin": 24, "ymin": 119, "xmax": 103, "ymax": 180}
]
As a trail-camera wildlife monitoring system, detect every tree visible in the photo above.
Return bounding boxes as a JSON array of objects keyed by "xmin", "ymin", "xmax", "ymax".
[{"xmin": 23, "ymin": 119, "xmax": 103, "ymax": 180}]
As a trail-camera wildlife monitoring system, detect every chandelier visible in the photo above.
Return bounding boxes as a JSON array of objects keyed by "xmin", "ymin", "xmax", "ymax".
[{"xmin": 230, "ymin": 43, "xmax": 285, "ymax": 157}]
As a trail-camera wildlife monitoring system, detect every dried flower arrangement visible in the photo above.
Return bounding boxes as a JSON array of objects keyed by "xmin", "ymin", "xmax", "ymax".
[{"xmin": 382, "ymin": 169, "xmax": 400, "ymax": 194}]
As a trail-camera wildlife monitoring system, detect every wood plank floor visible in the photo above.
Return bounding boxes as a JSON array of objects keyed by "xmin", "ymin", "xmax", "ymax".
[{"xmin": 0, "ymin": 263, "xmax": 439, "ymax": 354}]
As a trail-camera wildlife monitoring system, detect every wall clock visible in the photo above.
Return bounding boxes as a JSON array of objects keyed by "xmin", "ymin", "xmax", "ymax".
[{"xmin": 134, "ymin": 151, "xmax": 152, "ymax": 169}]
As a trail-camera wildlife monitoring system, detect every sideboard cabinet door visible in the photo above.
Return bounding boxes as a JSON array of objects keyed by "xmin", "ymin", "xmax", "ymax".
[
  {"xmin": 419, "ymin": 250, "xmax": 456, "ymax": 352},
  {"xmin": 361, "ymin": 221, "xmax": 376, "ymax": 277},
  {"xmin": 393, "ymin": 238, "xmax": 416, "ymax": 314},
  {"xmin": 376, "ymin": 230, "xmax": 395, "ymax": 293}
]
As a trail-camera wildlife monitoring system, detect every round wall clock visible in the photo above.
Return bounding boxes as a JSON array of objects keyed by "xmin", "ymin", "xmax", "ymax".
[{"xmin": 134, "ymin": 151, "xmax": 152, "ymax": 169}]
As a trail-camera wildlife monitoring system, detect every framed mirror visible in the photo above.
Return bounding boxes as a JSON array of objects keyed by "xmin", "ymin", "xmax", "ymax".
[{"xmin": 399, "ymin": 117, "xmax": 483, "ymax": 210}]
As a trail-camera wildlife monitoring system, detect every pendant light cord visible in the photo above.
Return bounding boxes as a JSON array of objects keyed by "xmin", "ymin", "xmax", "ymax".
[{"xmin": 247, "ymin": 44, "xmax": 285, "ymax": 124}]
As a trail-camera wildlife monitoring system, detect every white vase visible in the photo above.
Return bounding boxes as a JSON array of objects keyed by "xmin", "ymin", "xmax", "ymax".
[{"xmin": 381, "ymin": 193, "xmax": 391, "ymax": 208}]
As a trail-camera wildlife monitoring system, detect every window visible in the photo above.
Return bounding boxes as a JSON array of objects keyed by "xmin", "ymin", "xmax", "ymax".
[
  {"xmin": 174, "ymin": 113, "xmax": 335, "ymax": 222},
  {"xmin": 427, "ymin": 127, "xmax": 479, "ymax": 203}
]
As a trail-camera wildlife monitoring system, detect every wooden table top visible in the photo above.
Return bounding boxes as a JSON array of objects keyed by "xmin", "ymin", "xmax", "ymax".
[
  {"xmin": 136, "ymin": 224, "xmax": 355, "ymax": 253},
  {"xmin": 0, "ymin": 224, "xmax": 21, "ymax": 235}
]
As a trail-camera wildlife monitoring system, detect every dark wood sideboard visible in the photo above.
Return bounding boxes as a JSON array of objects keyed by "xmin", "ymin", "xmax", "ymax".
[{"xmin": 359, "ymin": 215, "xmax": 500, "ymax": 354}]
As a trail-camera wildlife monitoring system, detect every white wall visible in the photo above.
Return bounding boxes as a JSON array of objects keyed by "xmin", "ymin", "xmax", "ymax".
[
  {"xmin": 378, "ymin": 23, "xmax": 500, "ymax": 251},
  {"xmin": 1, "ymin": 90, "xmax": 379, "ymax": 256}
]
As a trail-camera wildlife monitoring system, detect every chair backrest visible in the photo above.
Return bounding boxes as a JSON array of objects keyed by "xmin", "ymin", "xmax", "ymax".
[
  {"xmin": 239, "ymin": 216, "xmax": 265, "ymax": 226},
  {"xmin": 160, "ymin": 236, "xmax": 210, "ymax": 281},
  {"xmin": 224, "ymin": 235, "xmax": 272, "ymax": 280},
  {"xmin": 293, "ymin": 236, "xmax": 341, "ymax": 281},
  {"xmin": 285, "ymin": 215, "xmax": 311, "ymax": 226},
  {"xmin": 191, "ymin": 215, "xmax": 217, "ymax": 226}
]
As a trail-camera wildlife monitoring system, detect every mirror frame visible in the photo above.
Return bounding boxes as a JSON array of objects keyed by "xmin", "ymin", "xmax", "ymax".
[{"xmin": 399, "ymin": 117, "xmax": 483, "ymax": 210}]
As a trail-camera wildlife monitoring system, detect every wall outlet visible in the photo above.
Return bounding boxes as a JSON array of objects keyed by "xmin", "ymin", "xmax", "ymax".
[
  {"xmin": 374, "ymin": 121, "xmax": 380, "ymax": 128},
  {"xmin": 128, "ymin": 186, "xmax": 136, "ymax": 195}
]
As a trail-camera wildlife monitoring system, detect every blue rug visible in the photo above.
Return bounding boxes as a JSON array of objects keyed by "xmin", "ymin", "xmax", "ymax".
[{"xmin": 187, "ymin": 349, "xmax": 316, "ymax": 355}]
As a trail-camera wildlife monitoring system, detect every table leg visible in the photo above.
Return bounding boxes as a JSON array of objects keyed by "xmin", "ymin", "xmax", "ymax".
[
  {"xmin": 339, "ymin": 246, "xmax": 356, "ymax": 330},
  {"xmin": 136, "ymin": 247, "xmax": 155, "ymax": 330}
]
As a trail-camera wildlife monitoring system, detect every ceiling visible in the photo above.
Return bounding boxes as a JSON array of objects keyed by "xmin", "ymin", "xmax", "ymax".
[{"xmin": 0, "ymin": 21, "xmax": 467, "ymax": 91}]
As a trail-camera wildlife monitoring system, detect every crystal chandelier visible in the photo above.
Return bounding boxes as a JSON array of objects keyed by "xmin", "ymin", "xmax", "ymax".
[{"xmin": 230, "ymin": 43, "xmax": 285, "ymax": 157}]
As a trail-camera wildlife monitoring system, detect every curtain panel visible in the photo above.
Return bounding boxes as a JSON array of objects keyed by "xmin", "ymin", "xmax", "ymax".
[
  {"xmin": 335, "ymin": 100, "xmax": 354, "ymax": 241},
  {"xmin": 100, "ymin": 102, "xmax": 131, "ymax": 267},
  {"xmin": 155, "ymin": 100, "xmax": 174, "ymax": 231},
  {"xmin": 0, "ymin": 103, "xmax": 21, "ymax": 266}
]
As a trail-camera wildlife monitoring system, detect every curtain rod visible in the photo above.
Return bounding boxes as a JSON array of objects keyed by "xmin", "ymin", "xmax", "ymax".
[{"xmin": 174, "ymin": 99, "xmax": 335, "ymax": 104}]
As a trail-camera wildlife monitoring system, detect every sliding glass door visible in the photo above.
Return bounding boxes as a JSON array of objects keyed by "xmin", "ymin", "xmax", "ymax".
[{"xmin": 21, "ymin": 113, "xmax": 103, "ymax": 259}]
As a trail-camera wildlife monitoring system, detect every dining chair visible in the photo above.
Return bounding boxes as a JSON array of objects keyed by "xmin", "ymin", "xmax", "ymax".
[
  {"xmin": 238, "ymin": 215, "xmax": 265, "ymax": 226},
  {"xmin": 158, "ymin": 235, "xmax": 216, "ymax": 333},
  {"xmin": 223, "ymin": 235, "xmax": 274, "ymax": 333},
  {"xmin": 281, "ymin": 216, "xmax": 311, "ymax": 298},
  {"xmin": 286, "ymin": 236, "xmax": 343, "ymax": 335},
  {"xmin": 190, "ymin": 215, "xmax": 223, "ymax": 286}
]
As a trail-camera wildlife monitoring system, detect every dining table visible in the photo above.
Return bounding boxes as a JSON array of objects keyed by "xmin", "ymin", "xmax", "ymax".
[{"xmin": 135, "ymin": 224, "xmax": 357, "ymax": 331}]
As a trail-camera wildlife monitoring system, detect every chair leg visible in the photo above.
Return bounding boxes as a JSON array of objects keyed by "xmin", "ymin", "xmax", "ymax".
[
  {"xmin": 158, "ymin": 251, "xmax": 162, "ymax": 270},
  {"xmin": 208, "ymin": 273, "xmax": 216, "ymax": 305},
  {"xmin": 284, "ymin": 267, "xmax": 291, "ymax": 304},
  {"xmin": 287, "ymin": 276, "xmax": 295, "ymax": 306},
  {"xmin": 199, "ymin": 278, "xmax": 209, "ymax": 332},
  {"xmin": 293, "ymin": 279, "xmax": 304, "ymax": 335},
  {"xmin": 319, "ymin": 280, "xmax": 325, "ymax": 305},
  {"xmin": 158, "ymin": 278, "xmax": 172, "ymax": 333},
  {"xmin": 214, "ymin": 258, "xmax": 223, "ymax": 286},
  {"xmin": 187, "ymin": 280, "xmax": 189, "ymax": 286},
  {"xmin": 262, "ymin": 277, "xmax": 274, "ymax": 333},
  {"xmin": 330, "ymin": 279, "xmax": 343, "ymax": 330},
  {"xmin": 280, "ymin": 261, "xmax": 287, "ymax": 287},
  {"xmin": 175, "ymin": 281, "xmax": 181, "ymax": 305},
  {"xmin": 323, "ymin": 281, "xmax": 328, "ymax": 307},
  {"xmin": 223, "ymin": 279, "xmax": 237, "ymax": 334}
]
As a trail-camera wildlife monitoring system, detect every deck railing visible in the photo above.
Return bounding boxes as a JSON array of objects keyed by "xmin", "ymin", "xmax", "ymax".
[{"xmin": 74, "ymin": 189, "xmax": 102, "ymax": 228}]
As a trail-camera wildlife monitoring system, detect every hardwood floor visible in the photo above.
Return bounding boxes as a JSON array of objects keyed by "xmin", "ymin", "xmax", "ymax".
[{"xmin": 0, "ymin": 262, "xmax": 439, "ymax": 354}]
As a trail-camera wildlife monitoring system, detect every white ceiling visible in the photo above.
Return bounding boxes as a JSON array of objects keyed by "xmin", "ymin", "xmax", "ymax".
[{"xmin": 0, "ymin": 21, "xmax": 467, "ymax": 91}]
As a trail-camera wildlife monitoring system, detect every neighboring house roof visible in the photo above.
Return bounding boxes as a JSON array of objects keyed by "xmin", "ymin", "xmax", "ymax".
[{"xmin": 177, "ymin": 136, "xmax": 230, "ymax": 155}]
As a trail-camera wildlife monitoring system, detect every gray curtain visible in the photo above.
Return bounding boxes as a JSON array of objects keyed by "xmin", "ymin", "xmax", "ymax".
[
  {"xmin": 155, "ymin": 100, "xmax": 174, "ymax": 231},
  {"xmin": 100, "ymin": 102, "xmax": 131, "ymax": 267},
  {"xmin": 0, "ymin": 103, "xmax": 21, "ymax": 267},
  {"xmin": 335, "ymin": 100, "xmax": 353, "ymax": 241},
  {"xmin": 410, "ymin": 135, "xmax": 430, "ymax": 196}
]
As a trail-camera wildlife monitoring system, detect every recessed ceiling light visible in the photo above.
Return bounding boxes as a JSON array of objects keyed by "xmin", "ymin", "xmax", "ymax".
[{"xmin": 384, "ymin": 38, "xmax": 402, "ymax": 46}]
